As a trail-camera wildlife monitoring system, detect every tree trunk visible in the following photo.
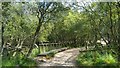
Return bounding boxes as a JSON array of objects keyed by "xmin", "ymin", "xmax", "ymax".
[
  {"xmin": 1, "ymin": 2, "xmax": 9, "ymax": 58},
  {"xmin": 26, "ymin": 21, "xmax": 43, "ymax": 57}
]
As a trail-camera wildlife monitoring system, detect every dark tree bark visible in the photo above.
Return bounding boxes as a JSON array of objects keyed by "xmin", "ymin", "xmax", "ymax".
[
  {"xmin": 26, "ymin": 2, "xmax": 53, "ymax": 57},
  {"xmin": 1, "ymin": 2, "xmax": 10, "ymax": 57}
]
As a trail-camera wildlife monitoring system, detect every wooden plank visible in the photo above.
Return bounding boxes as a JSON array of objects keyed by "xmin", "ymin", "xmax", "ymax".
[{"xmin": 37, "ymin": 47, "xmax": 69, "ymax": 57}]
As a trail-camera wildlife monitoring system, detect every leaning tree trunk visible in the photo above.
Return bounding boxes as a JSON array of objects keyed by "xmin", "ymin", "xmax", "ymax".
[
  {"xmin": 26, "ymin": 17, "xmax": 43, "ymax": 57},
  {"xmin": 26, "ymin": 2, "xmax": 52, "ymax": 57}
]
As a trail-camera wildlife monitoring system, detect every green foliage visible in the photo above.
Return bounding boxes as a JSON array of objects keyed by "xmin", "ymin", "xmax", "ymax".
[
  {"xmin": 76, "ymin": 52, "xmax": 94, "ymax": 66},
  {"xmin": 2, "ymin": 2, "xmax": 120, "ymax": 66},
  {"xmin": 76, "ymin": 51, "xmax": 118, "ymax": 67},
  {"xmin": 30, "ymin": 48, "xmax": 39, "ymax": 58},
  {"xmin": 2, "ymin": 54, "xmax": 36, "ymax": 67},
  {"xmin": 94, "ymin": 53, "xmax": 117, "ymax": 66}
]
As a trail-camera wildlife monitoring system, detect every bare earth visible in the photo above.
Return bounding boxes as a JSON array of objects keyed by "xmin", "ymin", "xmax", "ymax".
[{"xmin": 36, "ymin": 48, "xmax": 80, "ymax": 66}]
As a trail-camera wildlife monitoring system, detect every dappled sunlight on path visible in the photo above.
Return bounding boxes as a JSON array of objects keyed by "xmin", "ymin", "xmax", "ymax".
[{"xmin": 37, "ymin": 48, "xmax": 80, "ymax": 66}]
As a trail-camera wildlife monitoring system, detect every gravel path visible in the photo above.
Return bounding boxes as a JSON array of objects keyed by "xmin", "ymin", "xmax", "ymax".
[{"xmin": 36, "ymin": 48, "xmax": 80, "ymax": 66}]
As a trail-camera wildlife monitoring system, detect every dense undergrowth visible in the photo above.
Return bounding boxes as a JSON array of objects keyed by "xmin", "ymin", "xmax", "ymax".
[
  {"xmin": 2, "ymin": 47, "xmax": 43, "ymax": 67},
  {"xmin": 2, "ymin": 46, "xmax": 60, "ymax": 67},
  {"xmin": 76, "ymin": 50, "xmax": 120, "ymax": 68},
  {"xmin": 2, "ymin": 53, "xmax": 37, "ymax": 67}
]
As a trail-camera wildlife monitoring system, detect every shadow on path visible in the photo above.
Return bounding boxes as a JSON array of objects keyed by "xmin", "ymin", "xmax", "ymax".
[{"xmin": 36, "ymin": 48, "xmax": 80, "ymax": 66}]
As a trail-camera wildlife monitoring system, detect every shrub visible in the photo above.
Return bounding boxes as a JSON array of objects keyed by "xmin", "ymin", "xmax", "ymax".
[
  {"xmin": 30, "ymin": 48, "xmax": 39, "ymax": 58},
  {"xmin": 94, "ymin": 53, "xmax": 117, "ymax": 66},
  {"xmin": 76, "ymin": 51, "xmax": 118, "ymax": 67},
  {"xmin": 2, "ymin": 54, "xmax": 37, "ymax": 67}
]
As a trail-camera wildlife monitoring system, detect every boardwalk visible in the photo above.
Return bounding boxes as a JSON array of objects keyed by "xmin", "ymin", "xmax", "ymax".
[{"xmin": 36, "ymin": 48, "xmax": 80, "ymax": 66}]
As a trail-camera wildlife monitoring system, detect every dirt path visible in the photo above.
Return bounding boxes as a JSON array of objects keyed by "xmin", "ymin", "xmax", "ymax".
[{"xmin": 36, "ymin": 48, "xmax": 80, "ymax": 66}]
